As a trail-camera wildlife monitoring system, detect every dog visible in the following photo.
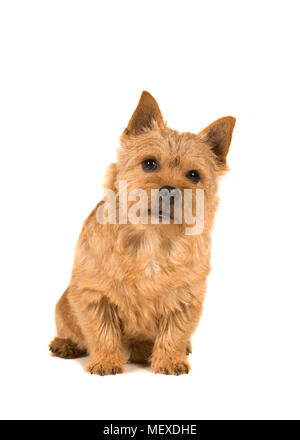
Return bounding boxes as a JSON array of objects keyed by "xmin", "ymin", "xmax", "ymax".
[{"xmin": 49, "ymin": 91, "xmax": 235, "ymax": 375}]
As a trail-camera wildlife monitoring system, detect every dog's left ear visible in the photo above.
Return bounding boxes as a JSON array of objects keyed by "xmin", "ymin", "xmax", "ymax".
[
  {"xmin": 200, "ymin": 116, "xmax": 236, "ymax": 165},
  {"xmin": 124, "ymin": 91, "xmax": 164, "ymax": 136}
]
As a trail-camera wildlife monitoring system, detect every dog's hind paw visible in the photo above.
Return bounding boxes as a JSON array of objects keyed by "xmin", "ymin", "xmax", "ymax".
[
  {"xmin": 186, "ymin": 341, "xmax": 192, "ymax": 356},
  {"xmin": 49, "ymin": 337, "xmax": 87, "ymax": 359}
]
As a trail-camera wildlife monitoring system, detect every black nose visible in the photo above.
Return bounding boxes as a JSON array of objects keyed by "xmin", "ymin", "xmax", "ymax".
[
  {"xmin": 159, "ymin": 186, "xmax": 180, "ymax": 204},
  {"xmin": 160, "ymin": 186, "xmax": 176, "ymax": 192}
]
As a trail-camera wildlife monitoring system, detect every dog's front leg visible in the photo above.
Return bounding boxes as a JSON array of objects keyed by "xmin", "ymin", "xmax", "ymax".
[
  {"xmin": 70, "ymin": 292, "xmax": 127, "ymax": 375},
  {"xmin": 151, "ymin": 306, "xmax": 201, "ymax": 375}
]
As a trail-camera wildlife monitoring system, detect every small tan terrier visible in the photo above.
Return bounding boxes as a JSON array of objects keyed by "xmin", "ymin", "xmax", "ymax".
[{"xmin": 49, "ymin": 91, "xmax": 235, "ymax": 375}]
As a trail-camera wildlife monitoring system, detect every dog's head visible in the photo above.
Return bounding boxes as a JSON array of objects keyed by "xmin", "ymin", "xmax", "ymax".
[{"xmin": 105, "ymin": 91, "xmax": 235, "ymax": 236}]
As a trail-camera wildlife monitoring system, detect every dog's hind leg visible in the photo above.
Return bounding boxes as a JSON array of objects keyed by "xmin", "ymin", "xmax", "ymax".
[{"xmin": 49, "ymin": 288, "xmax": 87, "ymax": 359}]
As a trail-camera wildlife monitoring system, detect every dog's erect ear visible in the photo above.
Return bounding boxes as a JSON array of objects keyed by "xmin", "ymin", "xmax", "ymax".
[
  {"xmin": 200, "ymin": 116, "xmax": 236, "ymax": 164},
  {"xmin": 124, "ymin": 91, "xmax": 164, "ymax": 136}
]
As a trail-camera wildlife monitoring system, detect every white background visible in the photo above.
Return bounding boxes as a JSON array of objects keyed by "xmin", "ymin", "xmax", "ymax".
[{"xmin": 0, "ymin": 0, "xmax": 299, "ymax": 420}]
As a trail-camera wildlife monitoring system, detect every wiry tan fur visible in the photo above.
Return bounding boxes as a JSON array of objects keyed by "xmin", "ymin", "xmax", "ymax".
[{"xmin": 49, "ymin": 91, "xmax": 235, "ymax": 376}]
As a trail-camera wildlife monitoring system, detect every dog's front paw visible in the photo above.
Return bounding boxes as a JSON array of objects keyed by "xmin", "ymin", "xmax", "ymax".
[
  {"xmin": 87, "ymin": 357, "xmax": 123, "ymax": 376},
  {"xmin": 152, "ymin": 358, "xmax": 191, "ymax": 376}
]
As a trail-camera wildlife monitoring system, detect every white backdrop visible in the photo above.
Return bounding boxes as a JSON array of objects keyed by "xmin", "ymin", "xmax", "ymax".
[{"xmin": 0, "ymin": 0, "xmax": 299, "ymax": 420}]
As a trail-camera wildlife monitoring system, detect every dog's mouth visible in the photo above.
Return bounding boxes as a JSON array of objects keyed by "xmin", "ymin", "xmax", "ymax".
[{"xmin": 148, "ymin": 209, "xmax": 174, "ymax": 220}]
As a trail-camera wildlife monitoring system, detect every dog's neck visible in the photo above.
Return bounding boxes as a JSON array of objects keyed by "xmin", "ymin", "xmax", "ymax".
[{"xmin": 113, "ymin": 223, "xmax": 208, "ymax": 265}]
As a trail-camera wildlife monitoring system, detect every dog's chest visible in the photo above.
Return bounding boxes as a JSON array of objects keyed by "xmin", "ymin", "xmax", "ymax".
[
  {"xmin": 103, "ymin": 232, "xmax": 205, "ymax": 338},
  {"xmin": 144, "ymin": 257, "xmax": 161, "ymax": 277}
]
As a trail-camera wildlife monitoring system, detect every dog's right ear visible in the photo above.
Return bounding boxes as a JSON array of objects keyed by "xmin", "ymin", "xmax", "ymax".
[{"xmin": 124, "ymin": 91, "xmax": 164, "ymax": 136}]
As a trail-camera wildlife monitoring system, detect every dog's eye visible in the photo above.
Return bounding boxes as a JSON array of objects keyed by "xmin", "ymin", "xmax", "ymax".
[
  {"xmin": 142, "ymin": 158, "xmax": 158, "ymax": 172},
  {"xmin": 186, "ymin": 170, "xmax": 200, "ymax": 183}
]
